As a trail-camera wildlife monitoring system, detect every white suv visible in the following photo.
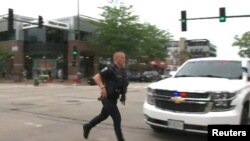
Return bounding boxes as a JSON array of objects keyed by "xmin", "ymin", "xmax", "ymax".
[{"xmin": 143, "ymin": 57, "xmax": 250, "ymax": 133}]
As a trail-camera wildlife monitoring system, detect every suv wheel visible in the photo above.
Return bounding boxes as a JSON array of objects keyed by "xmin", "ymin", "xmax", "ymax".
[{"xmin": 240, "ymin": 102, "xmax": 249, "ymax": 124}]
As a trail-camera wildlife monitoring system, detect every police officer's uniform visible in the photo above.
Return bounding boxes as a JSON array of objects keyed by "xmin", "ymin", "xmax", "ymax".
[{"xmin": 83, "ymin": 64, "xmax": 128, "ymax": 141}]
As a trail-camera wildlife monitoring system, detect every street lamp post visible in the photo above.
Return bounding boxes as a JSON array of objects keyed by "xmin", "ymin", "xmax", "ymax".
[{"xmin": 77, "ymin": 0, "xmax": 80, "ymax": 40}]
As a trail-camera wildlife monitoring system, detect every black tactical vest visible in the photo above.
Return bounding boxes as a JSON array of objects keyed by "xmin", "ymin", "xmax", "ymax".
[{"xmin": 104, "ymin": 65, "xmax": 128, "ymax": 100}]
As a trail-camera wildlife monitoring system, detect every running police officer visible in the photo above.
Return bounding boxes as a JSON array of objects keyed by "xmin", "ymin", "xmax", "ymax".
[{"xmin": 83, "ymin": 51, "xmax": 129, "ymax": 141}]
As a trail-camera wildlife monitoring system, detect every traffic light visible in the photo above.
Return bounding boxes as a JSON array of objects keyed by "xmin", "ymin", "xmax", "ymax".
[
  {"xmin": 72, "ymin": 46, "xmax": 78, "ymax": 59},
  {"xmin": 8, "ymin": 8, "xmax": 14, "ymax": 32},
  {"xmin": 38, "ymin": 16, "xmax": 43, "ymax": 28},
  {"xmin": 72, "ymin": 46, "xmax": 78, "ymax": 67},
  {"xmin": 219, "ymin": 7, "xmax": 226, "ymax": 22},
  {"xmin": 181, "ymin": 11, "xmax": 187, "ymax": 31}
]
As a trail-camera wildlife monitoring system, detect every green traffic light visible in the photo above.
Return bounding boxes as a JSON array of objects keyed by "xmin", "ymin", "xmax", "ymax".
[
  {"xmin": 219, "ymin": 7, "xmax": 226, "ymax": 22},
  {"xmin": 73, "ymin": 51, "xmax": 78, "ymax": 55},
  {"xmin": 220, "ymin": 16, "xmax": 226, "ymax": 22},
  {"xmin": 182, "ymin": 19, "xmax": 186, "ymax": 23}
]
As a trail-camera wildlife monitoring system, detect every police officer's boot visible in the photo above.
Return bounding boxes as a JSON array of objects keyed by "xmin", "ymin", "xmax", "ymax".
[
  {"xmin": 117, "ymin": 135, "xmax": 125, "ymax": 141},
  {"xmin": 115, "ymin": 128, "xmax": 125, "ymax": 141},
  {"xmin": 83, "ymin": 124, "xmax": 91, "ymax": 139}
]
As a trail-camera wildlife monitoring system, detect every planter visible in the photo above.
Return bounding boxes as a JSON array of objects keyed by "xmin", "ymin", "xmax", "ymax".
[{"xmin": 33, "ymin": 78, "xmax": 39, "ymax": 86}]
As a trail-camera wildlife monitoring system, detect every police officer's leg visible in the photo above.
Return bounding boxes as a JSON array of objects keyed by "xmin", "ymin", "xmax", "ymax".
[
  {"xmin": 108, "ymin": 103, "xmax": 125, "ymax": 141},
  {"xmin": 84, "ymin": 106, "xmax": 109, "ymax": 139},
  {"xmin": 89, "ymin": 107, "xmax": 109, "ymax": 127}
]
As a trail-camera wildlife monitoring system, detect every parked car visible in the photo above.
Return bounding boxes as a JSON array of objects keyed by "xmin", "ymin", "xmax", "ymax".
[
  {"xmin": 87, "ymin": 77, "xmax": 96, "ymax": 85},
  {"xmin": 160, "ymin": 69, "xmax": 172, "ymax": 79},
  {"xmin": 139, "ymin": 70, "xmax": 161, "ymax": 82},
  {"xmin": 128, "ymin": 73, "xmax": 139, "ymax": 82}
]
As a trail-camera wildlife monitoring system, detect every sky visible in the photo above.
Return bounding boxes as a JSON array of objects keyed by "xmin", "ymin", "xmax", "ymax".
[{"xmin": 1, "ymin": 0, "xmax": 249, "ymax": 57}]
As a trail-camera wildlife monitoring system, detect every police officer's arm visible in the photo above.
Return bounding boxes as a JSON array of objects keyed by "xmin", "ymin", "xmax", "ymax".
[
  {"xmin": 120, "ymin": 69, "xmax": 129, "ymax": 105},
  {"xmin": 93, "ymin": 73, "xmax": 107, "ymax": 98}
]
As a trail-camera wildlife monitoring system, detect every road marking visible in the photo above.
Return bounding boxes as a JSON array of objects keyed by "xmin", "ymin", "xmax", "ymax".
[{"xmin": 24, "ymin": 122, "xmax": 43, "ymax": 127}]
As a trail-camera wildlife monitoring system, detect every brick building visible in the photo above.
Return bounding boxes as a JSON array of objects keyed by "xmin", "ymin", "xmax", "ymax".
[{"xmin": 0, "ymin": 14, "xmax": 98, "ymax": 80}]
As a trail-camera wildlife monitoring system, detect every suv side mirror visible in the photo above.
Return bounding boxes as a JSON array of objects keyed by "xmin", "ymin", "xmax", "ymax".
[
  {"xmin": 242, "ymin": 67, "xmax": 248, "ymax": 73},
  {"xmin": 169, "ymin": 71, "xmax": 176, "ymax": 77},
  {"xmin": 241, "ymin": 67, "xmax": 250, "ymax": 81}
]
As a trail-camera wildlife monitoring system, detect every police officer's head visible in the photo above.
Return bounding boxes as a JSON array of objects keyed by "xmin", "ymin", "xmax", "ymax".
[{"xmin": 113, "ymin": 51, "xmax": 126, "ymax": 68}]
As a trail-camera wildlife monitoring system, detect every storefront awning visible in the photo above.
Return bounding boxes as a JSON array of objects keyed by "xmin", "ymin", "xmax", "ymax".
[{"xmin": 150, "ymin": 60, "xmax": 167, "ymax": 69}]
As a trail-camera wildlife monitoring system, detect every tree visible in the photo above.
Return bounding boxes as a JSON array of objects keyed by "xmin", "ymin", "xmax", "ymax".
[
  {"xmin": 0, "ymin": 48, "xmax": 13, "ymax": 73},
  {"xmin": 178, "ymin": 49, "xmax": 190, "ymax": 66},
  {"xmin": 87, "ymin": 5, "xmax": 172, "ymax": 60},
  {"xmin": 139, "ymin": 23, "xmax": 172, "ymax": 60},
  {"xmin": 88, "ymin": 5, "xmax": 141, "ymax": 57},
  {"xmin": 0, "ymin": 49, "xmax": 12, "ymax": 64},
  {"xmin": 233, "ymin": 31, "xmax": 250, "ymax": 57}
]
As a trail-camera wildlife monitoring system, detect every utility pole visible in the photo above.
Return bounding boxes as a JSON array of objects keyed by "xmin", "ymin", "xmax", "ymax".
[
  {"xmin": 72, "ymin": 0, "xmax": 80, "ymax": 75},
  {"xmin": 77, "ymin": 0, "xmax": 80, "ymax": 40}
]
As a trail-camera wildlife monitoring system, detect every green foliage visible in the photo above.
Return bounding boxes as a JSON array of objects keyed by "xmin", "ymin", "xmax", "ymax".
[
  {"xmin": 88, "ymin": 6, "xmax": 140, "ymax": 57},
  {"xmin": 179, "ymin": 49, "xmax": 190, "ymax": 56},
  {"xmin": 33, "ymin": 78, "xmax": 40, "ymax": 86},
  {"xmin": 87, "ymin": 5, "xmax": 172, "ymax": 60},
  {"xmin": 0, "ymin": 49, "xmax": 13, "ymax": 69},
  {"xmin": 139, "ymin": 23, "xmax": 172, "ymax": 59},
  {"xmin": 233, "ymin": 31, "xmax": 250, "ymax": 57}
]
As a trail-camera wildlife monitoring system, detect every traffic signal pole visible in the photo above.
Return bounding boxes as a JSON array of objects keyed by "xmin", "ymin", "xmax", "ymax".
[
  {"xmin": 1, "ymin": 9, "xmax": 44, "ymax": 29},
  {"xmin": 180, "ymin": 7, "xmax": 250, "ymax": 31},
  {"xmin": 181, "ymin": 14, "xmax": 250, "ymax": 21}
]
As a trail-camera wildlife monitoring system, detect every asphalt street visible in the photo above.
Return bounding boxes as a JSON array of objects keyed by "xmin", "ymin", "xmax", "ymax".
[{"xmin": 0, "ymin": 82, "xmax": 206, "ymax": 141}]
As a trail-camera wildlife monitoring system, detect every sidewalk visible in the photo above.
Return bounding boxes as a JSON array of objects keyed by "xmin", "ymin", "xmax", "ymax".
[{"xmin": 0, "ymin": 79, "xmax": 89, "ymax": 86}]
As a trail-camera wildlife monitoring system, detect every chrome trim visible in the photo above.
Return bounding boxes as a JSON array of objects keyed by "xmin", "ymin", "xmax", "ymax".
[
  {"xmin": 154, "ymin": 97, "xmax": 208, "ymax": 104},
  {"xmin": 154, "ymin": 97, "xmax": 210, "ymax": 113},
  {"xmin": 154, "ymin": 95, "xmax": 211, "ymax": 102},
  {"xmin": 170, "ymin": 96, "xmax": 185, "ymax": 104}
]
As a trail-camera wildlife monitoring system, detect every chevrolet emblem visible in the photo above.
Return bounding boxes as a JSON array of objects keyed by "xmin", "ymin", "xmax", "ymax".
[{"xmin": 170, "ymin": 96, "xmax": 185, "ymax": 104}]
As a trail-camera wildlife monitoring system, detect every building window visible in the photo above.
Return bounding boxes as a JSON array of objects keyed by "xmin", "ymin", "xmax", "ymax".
[
  {"xmin": 79, "ymin": 31, "xmax": 91, "ymax": 41},
  {"xmin": 24, "ymin": 28, "xmax": 45, "ymax": 43},
  {"xmin": 46, "ymin": 27, "xmax": 68, "ymax": 43}
]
